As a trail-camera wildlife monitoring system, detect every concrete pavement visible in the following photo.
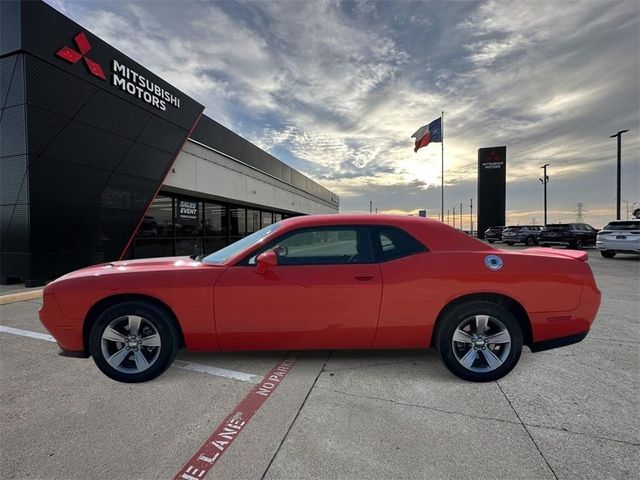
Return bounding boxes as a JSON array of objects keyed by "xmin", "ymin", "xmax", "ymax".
[{"xmin": 0, "ymin": 247, "xmax": 638, "ymax": 479}]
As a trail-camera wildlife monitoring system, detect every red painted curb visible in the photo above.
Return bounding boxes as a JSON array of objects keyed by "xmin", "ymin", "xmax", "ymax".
[{"xmin": 175, "ymin": 352, "xmax": 300, "ymax": 480}]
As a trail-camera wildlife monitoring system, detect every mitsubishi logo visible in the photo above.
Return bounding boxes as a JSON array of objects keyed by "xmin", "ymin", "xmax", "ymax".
[{"xmin": 56, "ymin": 32, "xmax": 106, "ymax": 80}]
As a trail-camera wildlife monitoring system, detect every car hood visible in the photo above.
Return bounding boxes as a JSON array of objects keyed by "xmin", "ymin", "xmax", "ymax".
[{"xmin": 48, "ymin": 256, "xmax": 209, "ymax": 285}]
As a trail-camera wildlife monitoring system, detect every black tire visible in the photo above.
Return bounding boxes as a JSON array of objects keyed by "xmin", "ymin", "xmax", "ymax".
[
  {"xmin": 526, "ymin": 237, "xmax": 537, "ymax": 246},
  {"xmin": 540, "ymin": 243, "xmax": 549, "ymax": 247},
  {"xmin": 573, "ymin": 239, "xmax": 584, "ymax": 250},
  {"xmin": 89, "ymin": 301, "xmax": 180, "ymax": 383},
  {"xmin": 487, "ymin": 240, "xmax": 495, "ymax": 244},
  {"xmin": 600, "ymin": 251, "xmax": 616, "ymax": 258},
  {"xmin": 436, "ymin": 301, "xmax": 523, "ymax": 382},
  {"xmin": 505, "ymin": 242, "xmax": 514, "ymax": 246}
]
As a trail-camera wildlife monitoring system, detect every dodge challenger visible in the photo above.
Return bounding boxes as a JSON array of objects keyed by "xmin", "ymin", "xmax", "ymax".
[{"xmin": 40, "ymin": 215, "xmax": 601, "ymax": 383}]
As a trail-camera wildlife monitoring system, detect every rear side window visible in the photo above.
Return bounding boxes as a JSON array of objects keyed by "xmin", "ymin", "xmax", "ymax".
[{"xmin": 372, "ymin": 227, "xmax": 426, "ymax": 261}]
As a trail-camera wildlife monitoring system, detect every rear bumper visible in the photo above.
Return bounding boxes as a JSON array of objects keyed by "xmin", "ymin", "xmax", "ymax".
[
  {"xmin": 596, "ymin": 239, "xmax": 640, "ymax": 254},
  {"xmin": 538, "ymin": 240, "xmax": 570, "ymax": 246},
  {"xmin": 58, "ymin": 348, "xmax": 90, "ymax": 358},
  {"xmin": 530, "ymin": 330, "xmax": 589, "ymax": 352}
]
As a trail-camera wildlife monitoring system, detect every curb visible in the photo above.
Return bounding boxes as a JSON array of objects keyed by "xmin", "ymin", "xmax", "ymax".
[{"xmin": 0, "ymin": 290, "xmax": 44, "ymax": 306}]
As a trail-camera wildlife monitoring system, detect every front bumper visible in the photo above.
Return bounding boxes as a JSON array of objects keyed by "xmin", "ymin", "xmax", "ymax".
[{"xmin": 39, "ymin": 292, "xmax": 85, "ymax": 353}]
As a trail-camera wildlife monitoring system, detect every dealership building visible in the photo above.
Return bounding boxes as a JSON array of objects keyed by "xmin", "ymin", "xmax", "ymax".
[{"xmin": 0, "ymin": 0, "xmax": 339, "ymax": 286}]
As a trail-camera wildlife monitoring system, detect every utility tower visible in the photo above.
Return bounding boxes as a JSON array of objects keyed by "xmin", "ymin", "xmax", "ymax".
[{"xmin": 575, "ymin": 203, "xmax": 586, "ymax": 222}]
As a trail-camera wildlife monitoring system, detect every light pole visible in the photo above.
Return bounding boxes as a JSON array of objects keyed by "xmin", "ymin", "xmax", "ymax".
[
  {"xmin": 470, "ymin": 198, "xmax": 473, "ymax": 235},
  {"xmin": 453, "ymin": 207, "xmax": 456, "ymax": 228},
  {"xmin": 610, "ymin": 130, "xmax": 629, "ymax": 220},
  {"xmin": 369, "ymin": 200, "xmax": 373, "ymax": 214},
  {"xmin": 539, "ymin": 164, "xmax": 550, "ymax": 225}
]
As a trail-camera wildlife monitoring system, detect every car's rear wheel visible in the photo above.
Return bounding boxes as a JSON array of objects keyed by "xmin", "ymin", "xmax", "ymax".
[
  {"xmin": 436, "ymin": 302, "xmax": 523, "ymax": 382},
  {"xmin": 89, "ymin": 301, "xmax": 179, "ymax": 383},
  {"xmin": 505, "ymin": 242, "xmax": 514, "ymax": 246},
  {"xmin": 573, "ymin": 238, "xmax": 584, "ymax": 250},
  {"xmin": 526, "ymin": 237, "xmax": 536, "ymax": 246},
  {"xmin": 600, "ymin": 251, "xmax": 616, "ymax": 258},
  {"xmin": 487, "ymin": 240, "xmax": 495, "ymax": 244}
]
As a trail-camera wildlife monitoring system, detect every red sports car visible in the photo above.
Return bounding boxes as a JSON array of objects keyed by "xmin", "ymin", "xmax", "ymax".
[{"xmin": 40, "ymin": 215, "xmax": 601, "ymax": 383}]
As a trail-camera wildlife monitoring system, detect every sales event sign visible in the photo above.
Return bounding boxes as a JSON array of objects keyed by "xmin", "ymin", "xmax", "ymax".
[{"xmin": 177, "ymin": 199, "xmax": 199, "ymax": 223}]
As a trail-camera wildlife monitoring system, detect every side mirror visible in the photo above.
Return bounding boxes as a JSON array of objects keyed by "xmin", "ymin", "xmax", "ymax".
[{"xmin": 255, "ymin": 250, "xmax": 278, "ymax": 274}]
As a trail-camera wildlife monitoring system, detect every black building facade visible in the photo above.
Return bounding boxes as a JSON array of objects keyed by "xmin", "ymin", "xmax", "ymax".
[{"xmin": 0, "ymin": 1, "xmax": 338, "ymax": 285}]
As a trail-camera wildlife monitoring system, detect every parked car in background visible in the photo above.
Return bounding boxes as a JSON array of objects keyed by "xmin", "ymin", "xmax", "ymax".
[
  {"xmin": 539, "ymin": 223, "xmax": 598, "ymax": 249},
  {"xmin": 596, "ymin": 220, "xmax": 640, "ymax": 258},
  {"xmin": 501, "ymin": 225, "xmax": 543, "ymax": 246},
  {"xmin": 484, "ymin": 226, "xmax": 505, "ymax": 243}
]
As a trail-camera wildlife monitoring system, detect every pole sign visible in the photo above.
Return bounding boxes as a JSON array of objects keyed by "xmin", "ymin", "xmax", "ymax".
[{"xmin": 477, "ymin": 147, "xmax": 506, "ymax": 239}]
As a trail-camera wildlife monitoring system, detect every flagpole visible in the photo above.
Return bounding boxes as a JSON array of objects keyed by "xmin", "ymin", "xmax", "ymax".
[{"xmin": 441, "ymin": 110, "xmax": 444, "ymax": 222}]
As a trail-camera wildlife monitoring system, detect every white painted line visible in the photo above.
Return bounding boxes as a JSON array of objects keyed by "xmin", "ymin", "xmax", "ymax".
[
  {"xmin": 0, "ymin": 325, "xmax": 55, "ymax": 342},
  {"xmin": 0, "ymin": 325, "xmax": 258, "ymax": 383},
  {"xmin": 173, "ymin": 360, "xmax": 259, "ymax": 383}
]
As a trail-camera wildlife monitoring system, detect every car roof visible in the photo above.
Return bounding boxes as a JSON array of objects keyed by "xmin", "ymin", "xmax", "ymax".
[{"xmin": 279, "ymin": 214, "xmax": 434, "ymax": 228}]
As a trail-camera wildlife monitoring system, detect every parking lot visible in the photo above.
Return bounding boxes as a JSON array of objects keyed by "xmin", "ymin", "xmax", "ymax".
[{"xmin": 1, "ymin": 244, "xmax": 638, "ymax": 480}]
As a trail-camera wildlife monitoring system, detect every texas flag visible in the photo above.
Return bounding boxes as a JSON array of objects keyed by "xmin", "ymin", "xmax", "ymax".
[{"xmin": 411, "ymin": 117, "xmax": 442, "ymax": 152}]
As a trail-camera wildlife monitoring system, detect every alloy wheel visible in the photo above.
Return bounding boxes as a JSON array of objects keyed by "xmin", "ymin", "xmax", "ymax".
[
  {"xmin": 100, "ymin": 315, "xmax": 161, "ymax": 374},
  {"xmin": 451, "ymin": 315, "xmax": 512, "ymax": 373}
]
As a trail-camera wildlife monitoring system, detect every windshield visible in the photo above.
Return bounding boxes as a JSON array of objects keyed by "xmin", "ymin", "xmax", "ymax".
[
  {"xmin": 504, "ymin": 226, "xmax": 521, "ymax": 231},
  {"xmin": 603, "ymin": 221, "xmax": 640, "ymax": 231},
  {"xmin": 202, "ymin": 223, "xmax": 281, "ymax": 265}
]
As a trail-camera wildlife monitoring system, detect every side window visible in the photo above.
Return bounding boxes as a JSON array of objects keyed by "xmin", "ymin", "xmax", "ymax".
[
  {"xmin": 373, "ymin": 227, "xmax": 426, "ymax": 261},
  {"xmin": 253, "ymin": 227, "xmax": 374, "ymax": 265}
]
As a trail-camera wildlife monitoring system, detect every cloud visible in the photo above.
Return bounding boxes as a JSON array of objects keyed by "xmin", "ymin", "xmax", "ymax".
[{"xmin": 45, "ymin": 0, "xmax": 639, "ymax": 228}]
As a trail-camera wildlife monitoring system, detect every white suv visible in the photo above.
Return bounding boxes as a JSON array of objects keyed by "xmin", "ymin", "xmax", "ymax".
[{"xmin": 596, "ymin": 220, "xmax": 640, "ymax": 258}]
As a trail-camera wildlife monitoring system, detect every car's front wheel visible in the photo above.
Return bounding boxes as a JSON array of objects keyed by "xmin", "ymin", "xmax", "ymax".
[
  {"xmin": 600, "ymin": 251, "xmax": 616, "ymax": 258},
  {"xmin": 89, "ymin": 301, "xmax": 180, "ymax": 383},
  {"xmin": 526, "ymin": 237, "xmax": 537, "ymax": 246},
  {"xmin": 436, "ymin": 302, "xmax": 523, "ymax": 382}
]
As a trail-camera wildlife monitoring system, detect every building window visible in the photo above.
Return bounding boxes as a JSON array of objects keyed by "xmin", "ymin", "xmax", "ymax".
[
  {"xmin": 246, "ymin": 209, "xmax": 261, "ymax": 234},
  {"xmin": 138, "ymin": 195, "xmax": 173, "ymax": 238},
  {"xmin": 204, "ymin": 203, "xmax": 227, "ymax": 236},
  {"xmin": 262, "ymin": 211, "xmax": 273, "ymax": 228},
  {"xmin": 131, "ymin": 192, "xmax": 294, "ymax": 259},
  {"xmin": 230, "ymin": 207, "xmax": 246, "ymax": 238}
]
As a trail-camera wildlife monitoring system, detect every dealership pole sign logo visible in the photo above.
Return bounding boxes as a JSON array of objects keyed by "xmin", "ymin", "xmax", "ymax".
[{"xmin": 56, "ymin": 32, "xmax": 181, "ymax": 112}]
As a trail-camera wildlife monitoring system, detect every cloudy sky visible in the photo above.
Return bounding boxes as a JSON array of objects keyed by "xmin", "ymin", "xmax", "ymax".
[{"xmin": 48, "ymin": 0, "xmax": 639, "ymax": 228}]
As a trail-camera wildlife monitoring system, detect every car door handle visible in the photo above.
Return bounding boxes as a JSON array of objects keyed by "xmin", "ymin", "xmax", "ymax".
[{"xmin": 354, "ymin": 274, "xmax": 374, "ymax": 281}]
